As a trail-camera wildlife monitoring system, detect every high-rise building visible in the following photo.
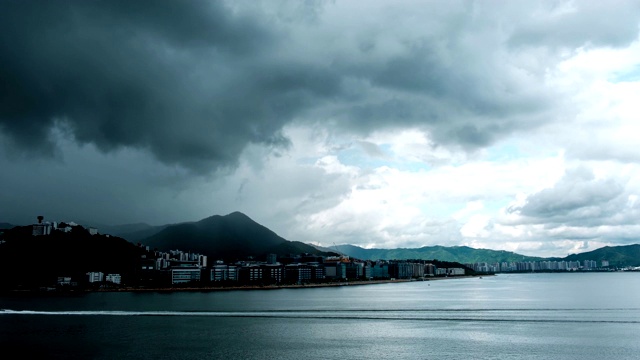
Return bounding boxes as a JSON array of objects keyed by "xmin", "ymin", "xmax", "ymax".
[{"xmin": 86, "ymin": 272, "xmax": 104, "ymax": 283}]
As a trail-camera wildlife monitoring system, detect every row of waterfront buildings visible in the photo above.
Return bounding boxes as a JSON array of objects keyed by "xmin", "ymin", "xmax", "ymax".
[
  {"xmin": 466, "ymin": 259, "xmax": 609, "ymax": 273},
  {"xmin": 137, "ymin": 248, "xmax": 467, "ymax": 286},
  {"xmin": 68, "ymin": 246, "xmax": 467, "ymax": 288},
  {"xmin": 82, "ymin": 256, "xmax": 611, "ymax": 288}
]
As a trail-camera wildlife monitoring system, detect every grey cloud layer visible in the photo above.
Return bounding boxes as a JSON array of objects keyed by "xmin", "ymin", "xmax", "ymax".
[
  {"xmin": 506, "ymin": 166, "xmax": 639, "ymax": 241},
  {"xmin": 1, "ymin": 1, "xmax": 639, "ymax": 173},
  {"xmin": 509, "ymin": 1, "xmax": 640, "ymax": 49}
]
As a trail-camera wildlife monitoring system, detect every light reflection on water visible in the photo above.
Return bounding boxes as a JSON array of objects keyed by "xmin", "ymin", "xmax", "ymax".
[{"xmin": 1, "ymin": 272, "xmax": 640, "ymax": 359}]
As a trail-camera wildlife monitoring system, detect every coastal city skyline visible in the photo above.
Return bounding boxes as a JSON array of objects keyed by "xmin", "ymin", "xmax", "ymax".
[{"xmin": 2, "ymin": 216, "xmax": 626, "ymax": 293}]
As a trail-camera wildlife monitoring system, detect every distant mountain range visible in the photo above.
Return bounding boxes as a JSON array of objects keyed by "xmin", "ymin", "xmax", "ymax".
[
  {"xmin": 101, "ymin": 223, "xmax": 169, "ymax": 242},
  {"xmin": 334, "ymin": 244, "xmax": 640, "ymax": 267},
  {"xmin": 333, "ymin": 244, "xmax": 545, "ymax": 263},
  {"xmin": 3, "ymin": 212, "xmax": 639, "ymax": 267}
]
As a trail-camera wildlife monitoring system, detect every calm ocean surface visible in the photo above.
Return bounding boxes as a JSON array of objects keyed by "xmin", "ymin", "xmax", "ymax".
[{"xmin": 2, "ymin": 272, "xmax": 640, "ymax": 359}]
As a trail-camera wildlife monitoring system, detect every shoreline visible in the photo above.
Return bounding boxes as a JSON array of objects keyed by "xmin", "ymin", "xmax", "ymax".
[
  {"xmin": 1, "ymin": 275, "xmax": 488, "ymax": 295},
  {"xmin": 98, "ymin": 275, "xmax": 488, "ymax": 293}
]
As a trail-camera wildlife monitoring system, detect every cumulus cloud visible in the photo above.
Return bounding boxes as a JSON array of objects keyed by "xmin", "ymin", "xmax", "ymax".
[
  {"xmin": 507, "ymin": 166, "xmax": 626, "ymax": 225},
  {"xmin": 493, "ymin": 164, "xmax": 640, "ymax": 255}
]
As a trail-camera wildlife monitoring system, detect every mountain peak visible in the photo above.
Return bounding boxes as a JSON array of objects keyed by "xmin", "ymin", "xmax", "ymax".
[
  {"xmin": 197, "ymin": 211, "xmax": 254, "ymax": 226},
  {"xmin": 143, "ymin": 211, "xmax": 330, "ymax": 261},
  {"xmin": 224, "ymin": 211, "xmax": 251, "ymax": 220}
]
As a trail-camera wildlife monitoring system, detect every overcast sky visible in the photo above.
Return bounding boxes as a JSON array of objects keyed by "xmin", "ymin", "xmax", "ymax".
[{"xmin": 2, "ymin": 1, "xmax": 640, "ymax": 257}]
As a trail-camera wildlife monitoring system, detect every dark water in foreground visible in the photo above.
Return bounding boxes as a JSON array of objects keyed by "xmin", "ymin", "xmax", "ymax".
[{"xmin": 2, "ymin": 272, "xmax": 640, "ymax": 359}]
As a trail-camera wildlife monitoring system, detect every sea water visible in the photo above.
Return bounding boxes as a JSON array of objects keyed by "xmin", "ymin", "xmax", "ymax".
[{"xmin": 1, "ymin": 272, "xmax": 639, "ymax": 359}]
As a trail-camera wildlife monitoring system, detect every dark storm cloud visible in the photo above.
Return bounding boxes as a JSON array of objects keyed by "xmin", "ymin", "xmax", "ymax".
[
  {"xmin": 2, "ymin": 1, "xmax": 639, "ymax": 173},
  {"xmin": 0, "ymin": 0, "xmax": 340, "ymax": 172}
]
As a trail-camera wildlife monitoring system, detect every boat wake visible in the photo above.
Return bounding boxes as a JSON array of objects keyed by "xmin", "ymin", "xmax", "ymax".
[{"xmin": 2, "ymin": 308, "xmax": 639, "ymax": 324}]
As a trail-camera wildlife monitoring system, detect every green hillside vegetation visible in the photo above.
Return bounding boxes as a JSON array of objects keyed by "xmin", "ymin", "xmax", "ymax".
[
  {"xmin": 0, "ymin": 225, "xmax": 149, "ymax": 290},
  {"xmin": 561, "ymin": 244, "xmax": 640, "ymax": 267},
  {"xmin": 337, "ymin": 243, "xmax": 640, "ymax": 267},
  {"xmin": 336, "ymin": 244, "xmax": 544, "ymax": 263}
]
